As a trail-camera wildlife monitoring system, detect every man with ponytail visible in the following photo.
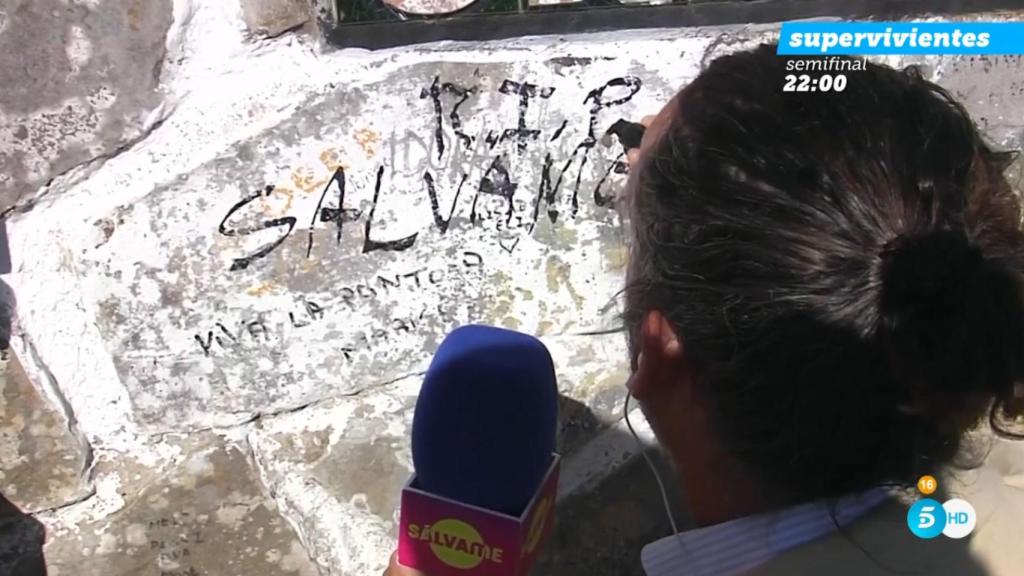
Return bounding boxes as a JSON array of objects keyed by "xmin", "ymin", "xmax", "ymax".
[{"xmin": 388, "ymin": 45, "xmax": 1024, "ymax": 576}]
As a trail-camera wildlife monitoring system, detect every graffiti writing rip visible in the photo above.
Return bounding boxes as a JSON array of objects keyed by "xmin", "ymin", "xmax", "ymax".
[
  {"xmin": 584, "ymin": 77, "xmax": 644, "ymax": 145},
  {"xmin": 422, "ymin": 76, "xmax": 446, "ymax": 160},
  {"xmin": 445, "ymin": 80, "xmax": 476, "ymax": 150},
  {"xmin": 421, "ymin": 75, "xmax": 478, "ymax": 160},
  {"xmin": 362, "ymin": 166, "xmax": 418, "ymax": 254},
  {"xmin": 307, "ymin": 166, "xmax": 363, "ymax": 258},
  {"xmin": 530, "ymin": 76, "xmax": 642, "ymax": 229},
  {"xmin": 497, "ymin": 79, "xmax": 555, "ymax": 153}
]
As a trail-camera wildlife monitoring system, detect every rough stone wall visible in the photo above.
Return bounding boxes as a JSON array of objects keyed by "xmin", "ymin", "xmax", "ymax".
[
  {"xmin": 2, "ymin": 1, "xmax": 1023, "ymax": 575},
  {"xmin": 0, "ymin": 0, "xmax": 172, "ymax": 216}
]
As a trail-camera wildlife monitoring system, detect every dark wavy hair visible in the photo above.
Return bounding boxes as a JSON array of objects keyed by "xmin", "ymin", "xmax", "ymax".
[{"xmin": 624, "ymin": 44, "xmax": 1024, "ymax": 505}]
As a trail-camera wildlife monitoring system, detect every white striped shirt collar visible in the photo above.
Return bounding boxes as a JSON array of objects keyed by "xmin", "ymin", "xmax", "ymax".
[{"xmin": 641, "ymin": 488, "xmax": 890, "ymax": 576}]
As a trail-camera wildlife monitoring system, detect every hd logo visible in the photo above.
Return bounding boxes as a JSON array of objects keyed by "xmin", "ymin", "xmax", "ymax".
[{"xmin": 906, "ymin": 476, "xmax": 977, "ymax": 539}]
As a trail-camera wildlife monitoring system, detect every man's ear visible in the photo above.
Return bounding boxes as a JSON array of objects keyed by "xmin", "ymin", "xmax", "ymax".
[{"xmin": 627, "ymin": 310, "xmax": 683, "ymax": 401}]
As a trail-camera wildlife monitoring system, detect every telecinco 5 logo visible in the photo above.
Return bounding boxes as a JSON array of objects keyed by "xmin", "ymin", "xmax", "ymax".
[
  {"xmin": 906, "ymin": 475, "xmax": 977, "ymax": 539},
  {"xmin": 407, "ymin": 519, "xmax": 505, "ymax": 569}
]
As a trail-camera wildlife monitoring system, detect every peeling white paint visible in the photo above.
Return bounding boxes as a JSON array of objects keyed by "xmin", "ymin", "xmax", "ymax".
[
  {"xmin": 66, "ymin": 25, "xmax": 93, "ymax": 71},
  {"xmin": 38, "ymin": 470, "xmax": 126, "ymax": 533}
]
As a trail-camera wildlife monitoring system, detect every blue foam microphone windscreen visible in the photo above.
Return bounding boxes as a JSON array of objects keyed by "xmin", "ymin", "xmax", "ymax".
[{"xmin": 411, "ymin": 324, "xmax": 558, "ymax": 516}]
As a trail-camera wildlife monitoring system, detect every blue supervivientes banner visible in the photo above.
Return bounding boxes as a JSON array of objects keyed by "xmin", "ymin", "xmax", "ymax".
[{"xmin": 777, "ymin": 22, "xmax": 1024, "ymax": 55}]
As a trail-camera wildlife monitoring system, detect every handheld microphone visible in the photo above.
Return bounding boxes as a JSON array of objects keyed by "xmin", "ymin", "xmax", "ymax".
[{"xmin": 399, "ymin": 325, "xmax": 561, "ymax": 576}]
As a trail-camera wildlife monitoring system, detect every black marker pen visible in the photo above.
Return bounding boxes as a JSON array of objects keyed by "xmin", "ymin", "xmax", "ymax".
[{"xmin": 602, "ymin": 119, "xmax": 647, "ymax": 152}]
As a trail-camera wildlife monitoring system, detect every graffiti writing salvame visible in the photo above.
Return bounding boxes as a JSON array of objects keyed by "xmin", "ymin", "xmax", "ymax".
[
  {"xmin": 218, "ymin": 185, "xmax": 297, "ymax": 272},
  {"xmin": 423, "ymin": 171, "xmax": 467, "ymax": 234},
  {"xmin": 216, "ymin": 75, "xmax": 642, "ymax": 272},
  {"xmin": 534, "ymin": 76, "xmax": 642, "ymax": 226},
  {"xmin": 421, "ymin": 75, "xmax": 477, "ymax": 159},
  {"xmin": 199, "ymin": 75, "xmax": 642, "ymax": 362}
]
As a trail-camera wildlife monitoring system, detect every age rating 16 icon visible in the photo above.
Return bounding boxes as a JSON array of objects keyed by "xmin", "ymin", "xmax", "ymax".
[{"xmin": 907, "ymin": 476, "xmax": 977, "ymax": 539}]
